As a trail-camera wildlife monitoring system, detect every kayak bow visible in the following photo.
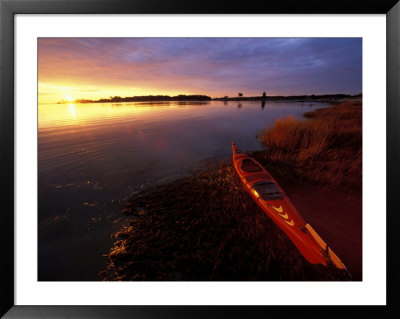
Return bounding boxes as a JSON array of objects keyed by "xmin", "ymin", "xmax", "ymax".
[{"xmin": 232, "ymin": 142, "xmax": 348, "ymax": 270}]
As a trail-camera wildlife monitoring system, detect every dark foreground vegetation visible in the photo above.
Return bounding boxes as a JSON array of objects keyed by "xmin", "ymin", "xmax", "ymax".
[{"xmin": 101, "ymin": 101, "xmax": 361, "ymax": 281}]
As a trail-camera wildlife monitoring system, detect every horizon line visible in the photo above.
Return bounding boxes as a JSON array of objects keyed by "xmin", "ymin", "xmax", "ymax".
[{"xmin": 55, "ymin": 92, "xmax": 363, "ymax": 104}]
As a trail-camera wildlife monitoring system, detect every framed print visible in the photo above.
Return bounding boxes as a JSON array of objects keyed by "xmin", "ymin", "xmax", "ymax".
[{"xmin": 1, "ymin": 0, "xmax": 399, "ymax": 318}]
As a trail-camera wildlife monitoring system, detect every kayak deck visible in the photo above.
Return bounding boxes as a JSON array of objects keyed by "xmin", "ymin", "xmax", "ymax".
[{"xmin": 231, "ymin": 142, "xmax": 348, "ymax": 271}]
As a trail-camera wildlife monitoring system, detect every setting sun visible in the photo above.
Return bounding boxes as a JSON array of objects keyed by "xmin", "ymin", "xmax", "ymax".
[
  {"xmin": 38, "ymin": 38, "xmax": 362, "ymax": 105},
  {"xmin": 37, "ymin": 37, "xmax": 362, "ymax": 282},
  {"xmin": 64, "ymin": 94, "xmax": 74, "ymax": 102}
]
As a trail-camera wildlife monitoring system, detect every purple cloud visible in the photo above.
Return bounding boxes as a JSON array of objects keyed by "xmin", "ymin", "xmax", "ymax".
[{"xmin": 38, "ymin": 38, "xmax": 362, "ymax": 97}]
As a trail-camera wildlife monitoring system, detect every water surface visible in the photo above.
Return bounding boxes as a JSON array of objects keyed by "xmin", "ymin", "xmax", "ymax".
[{"xmin": 38, "ymin": 100, "xmax": 325, "ymax": 280}]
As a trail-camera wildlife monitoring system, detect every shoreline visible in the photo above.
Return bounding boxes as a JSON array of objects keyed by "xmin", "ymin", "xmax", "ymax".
[
  {"xmin": 56, "ymin": 94, "xmax": 361, "ymax": 105},
  {"xmin": 102, "ymin": 101, "xmax": 362, "ymax": 281}
]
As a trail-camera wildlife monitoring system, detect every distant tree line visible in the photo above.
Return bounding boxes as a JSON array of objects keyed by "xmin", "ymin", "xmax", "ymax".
[
  {"xmin": 59, "ymin": 92, "xmax": 361, "ymax": 104},
  {"xmin": 215, "ymin": 93, "xmax": 357, "ymax": 102},
  {"xmin": 67, "ymin": 95, "xmax": 212, "ymax": 104}
]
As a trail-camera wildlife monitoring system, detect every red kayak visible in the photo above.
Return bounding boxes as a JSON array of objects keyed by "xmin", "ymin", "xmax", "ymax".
[{"xmin": 232, "ymin": 142, "xmax": 348, "ymax": 270}]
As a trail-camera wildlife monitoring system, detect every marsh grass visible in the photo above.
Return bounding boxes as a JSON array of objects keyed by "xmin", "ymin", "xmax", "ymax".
[
  {"xmin": 101, "ymin": 102, "xmax": 360, "ymax": 281},
  {"xmin": 258, "ymin": 102, "xmax": 362, "ymax": 189},
  {"xmin": 101, "ymin": 162, "xmax": 349, "ymax": 281}
]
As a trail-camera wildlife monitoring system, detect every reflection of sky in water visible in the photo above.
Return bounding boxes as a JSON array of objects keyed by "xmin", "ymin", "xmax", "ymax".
[{"xmin": 38, "ymin": 100, "xmax": 327, "ymax": 280}]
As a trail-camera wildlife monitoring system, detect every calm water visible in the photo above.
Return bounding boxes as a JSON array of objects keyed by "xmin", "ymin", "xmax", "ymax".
[{"xmin": 38, "ymin": 100, "xmax": 325, "ymax": 280}]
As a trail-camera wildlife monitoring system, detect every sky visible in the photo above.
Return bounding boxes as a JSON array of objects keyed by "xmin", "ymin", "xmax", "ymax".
[{"xmin": 38, "ymin": 38, "xmax": 362, "ymax": 104}]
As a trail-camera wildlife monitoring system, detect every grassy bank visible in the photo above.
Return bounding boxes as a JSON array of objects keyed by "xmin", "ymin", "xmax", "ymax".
[
  {"xmin": 101, "ymin": 101, "xmax": 361, "ymax": 281},
  {"xmin": 257, "ymin": 101, "xmax": 362, "ymax": 189}
]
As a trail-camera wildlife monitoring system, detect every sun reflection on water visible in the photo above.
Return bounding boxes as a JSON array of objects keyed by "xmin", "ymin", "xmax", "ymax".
[
  {"xmin": 38, "ymin": 101, "xmax": 215, "ymax": 130},
  {"xmin": 68, "ymin": 103, "xmax": 76, "ymax": 120}
]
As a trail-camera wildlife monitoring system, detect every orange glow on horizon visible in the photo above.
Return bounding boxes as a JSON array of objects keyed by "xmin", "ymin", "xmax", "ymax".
[
  {"xmin": 38, "ymin": 82, "xmax": 197, "ymax": 105},
  {"xmin": 38, "ymin": 38, "xmax": 363, "ymax": 104}
]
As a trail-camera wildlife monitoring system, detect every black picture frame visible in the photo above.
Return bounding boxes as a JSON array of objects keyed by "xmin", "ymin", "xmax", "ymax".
[{"xmin": 1, "ymin": 0, "xmax": 399, "ymax": 318}]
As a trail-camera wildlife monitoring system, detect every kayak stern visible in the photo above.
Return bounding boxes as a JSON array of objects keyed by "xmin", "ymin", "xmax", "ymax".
[{"xmin": 231, "ymin": 142, "xmax": 348, "ymax": 271}]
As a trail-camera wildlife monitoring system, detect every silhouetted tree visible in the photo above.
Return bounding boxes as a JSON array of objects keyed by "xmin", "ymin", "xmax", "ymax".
[
  {"xmin": 262, "ymin": 92, "xmax": 267, "ymax": 99},
  {"xmin": 238, "ymin": 92, "xmax": 243, "ymax": 97}
]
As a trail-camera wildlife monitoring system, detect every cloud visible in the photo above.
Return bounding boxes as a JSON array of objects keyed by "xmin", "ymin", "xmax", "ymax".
[{"xmin": 38, "ymin": 38, "xmax": 362, "ymax": 97}]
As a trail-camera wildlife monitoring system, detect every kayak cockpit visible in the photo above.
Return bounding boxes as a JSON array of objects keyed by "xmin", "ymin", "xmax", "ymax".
[
  {"xmin": 241, "ymin": 159, "xmax": 262, "ymax": 172},
  {"xmin": 251, "ymin": 181, "xmax": 284, "ymax": 201}
]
